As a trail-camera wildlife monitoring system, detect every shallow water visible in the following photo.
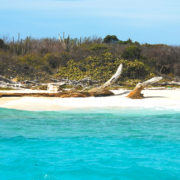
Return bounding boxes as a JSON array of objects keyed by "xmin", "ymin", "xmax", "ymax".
[{"xmin": 0, "ymin": 108, "xmax": 180, "ymax": 180}]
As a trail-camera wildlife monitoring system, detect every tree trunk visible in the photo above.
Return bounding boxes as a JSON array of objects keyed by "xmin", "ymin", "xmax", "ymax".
[
  {"xmin": 127, "ymin": 77, "xmax": 162, "ymax": 99},
  {"xmin": 88, "ymin": 64, "xmax": 123, "ymax": 94}
]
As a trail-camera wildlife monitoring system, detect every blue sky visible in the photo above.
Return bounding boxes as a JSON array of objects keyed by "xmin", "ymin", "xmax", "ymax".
[{"xmin": 0, "ymin": 0, "xmax": 180, "ymax": 44}]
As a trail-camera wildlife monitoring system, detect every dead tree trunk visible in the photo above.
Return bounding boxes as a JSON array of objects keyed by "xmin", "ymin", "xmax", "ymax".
[
  {"xmin": 127, "ymin": 77, "xmax": 162, "ymax": 99},
  {"xmin": 102, "ymin": 64, "xmax": 123, "ymax": 89},
  {"xmin": 88, "ymin": 64, "xmax": 123, "ymax": 95}
]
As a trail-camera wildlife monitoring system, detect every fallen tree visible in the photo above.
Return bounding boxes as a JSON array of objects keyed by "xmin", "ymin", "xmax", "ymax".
[
  {"xmin": 127, "ymin": 77, "xmax": 163, "ymax": 99},
  {"xmin": 88, "ymin": 64, "xmax": 123, "ymax": 93}
]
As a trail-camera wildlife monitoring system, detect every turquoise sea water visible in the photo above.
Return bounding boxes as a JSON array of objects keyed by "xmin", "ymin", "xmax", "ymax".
[{"xmin": 0, "ymin": 107, "xmax": 180, "ymax": 180}]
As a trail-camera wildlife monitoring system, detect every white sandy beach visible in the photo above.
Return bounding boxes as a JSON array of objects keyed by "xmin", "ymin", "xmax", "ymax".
[{"xmin": 0, "ymin": 89, "xmax": 180, "ymax": 111}]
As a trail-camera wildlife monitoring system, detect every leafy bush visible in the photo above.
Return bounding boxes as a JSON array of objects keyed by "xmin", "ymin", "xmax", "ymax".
[
  {"xmin": 44, "ymin": 53, "xmax": 60, "ymax": 69},
  {"xmin": 89, "ymin": 44, "xmax": 108, "ymax": 51},
  {"xmin": 122, "ymin": 45, "xmax": 141, "ymax": 60},
  {"xmin": 117, "ymin": 59, "xmax": 149, "ymax": 79}
]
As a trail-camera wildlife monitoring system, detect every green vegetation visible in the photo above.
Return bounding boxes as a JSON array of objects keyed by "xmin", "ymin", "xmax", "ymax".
[
  {"xmin": 122, "ymin": 45, "xmax": 141, "ymax": 60},
  {"xmin": 103, "ymin": 35, "xmax": 119, "ymax": 43},
  {"xmin": 0, "ymin": 35, "xmax": 179, "ymax": 84}
]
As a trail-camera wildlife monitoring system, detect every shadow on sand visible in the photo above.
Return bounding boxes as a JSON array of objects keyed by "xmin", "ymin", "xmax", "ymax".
[{"xmin": 144, "ymin": 96, "xmax": 166, "ymax": 99}]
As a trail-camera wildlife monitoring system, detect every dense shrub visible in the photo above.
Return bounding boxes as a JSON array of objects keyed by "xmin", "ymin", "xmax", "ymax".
[
  {"xmin": 118, "ymin": 59, "xmax": 149, "ymax": 79},
  {"xmin": 122, "ymin": 45, "xmax": 141, "ymax": 60}
]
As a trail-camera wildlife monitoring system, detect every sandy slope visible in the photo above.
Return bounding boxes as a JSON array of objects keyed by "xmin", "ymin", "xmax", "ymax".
[{"xmin": 0, "ymin": 89, "xmax": 180, "ymax": 111}]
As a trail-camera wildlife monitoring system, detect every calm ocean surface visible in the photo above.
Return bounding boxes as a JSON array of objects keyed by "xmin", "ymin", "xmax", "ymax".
[{"xmin": 0, "ymin": 107, "xmax": 180, "ymax": 180}]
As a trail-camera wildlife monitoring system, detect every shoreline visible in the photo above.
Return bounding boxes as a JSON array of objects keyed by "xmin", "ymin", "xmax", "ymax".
[{"xmin": 0, "ymin": 89, "xmax": 180, "ymax": 111}]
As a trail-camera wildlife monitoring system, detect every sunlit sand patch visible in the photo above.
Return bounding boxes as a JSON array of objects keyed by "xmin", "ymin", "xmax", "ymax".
[{"xmin": 0, "ymin": 89, "xmax": 180, "ymax": 111}]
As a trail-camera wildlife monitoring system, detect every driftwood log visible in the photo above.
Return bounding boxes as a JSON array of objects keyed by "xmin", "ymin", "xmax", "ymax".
[
  {"xmin": 127, "ymin": 77, "xmax": 163, "ymax": 99},
  {"xmin": 88, "ymin": 64, "xmax": 123, "ymax": 94},
  {"xmin": 0, "ymin": 90, "xmax": 115, "ymax": 98}
]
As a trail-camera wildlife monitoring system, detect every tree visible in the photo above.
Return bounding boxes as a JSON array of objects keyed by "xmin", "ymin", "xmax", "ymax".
[
  {"xmin": 118, "ymin": 38, "xmax": 133, "ymax": 45},
  {"xmin": 0, "ymin": 39, "xmax": 8, "ymax": 49},
  {"xmin": 103, "ymin": 35, "xmax": 119, "ymax": 43}
]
